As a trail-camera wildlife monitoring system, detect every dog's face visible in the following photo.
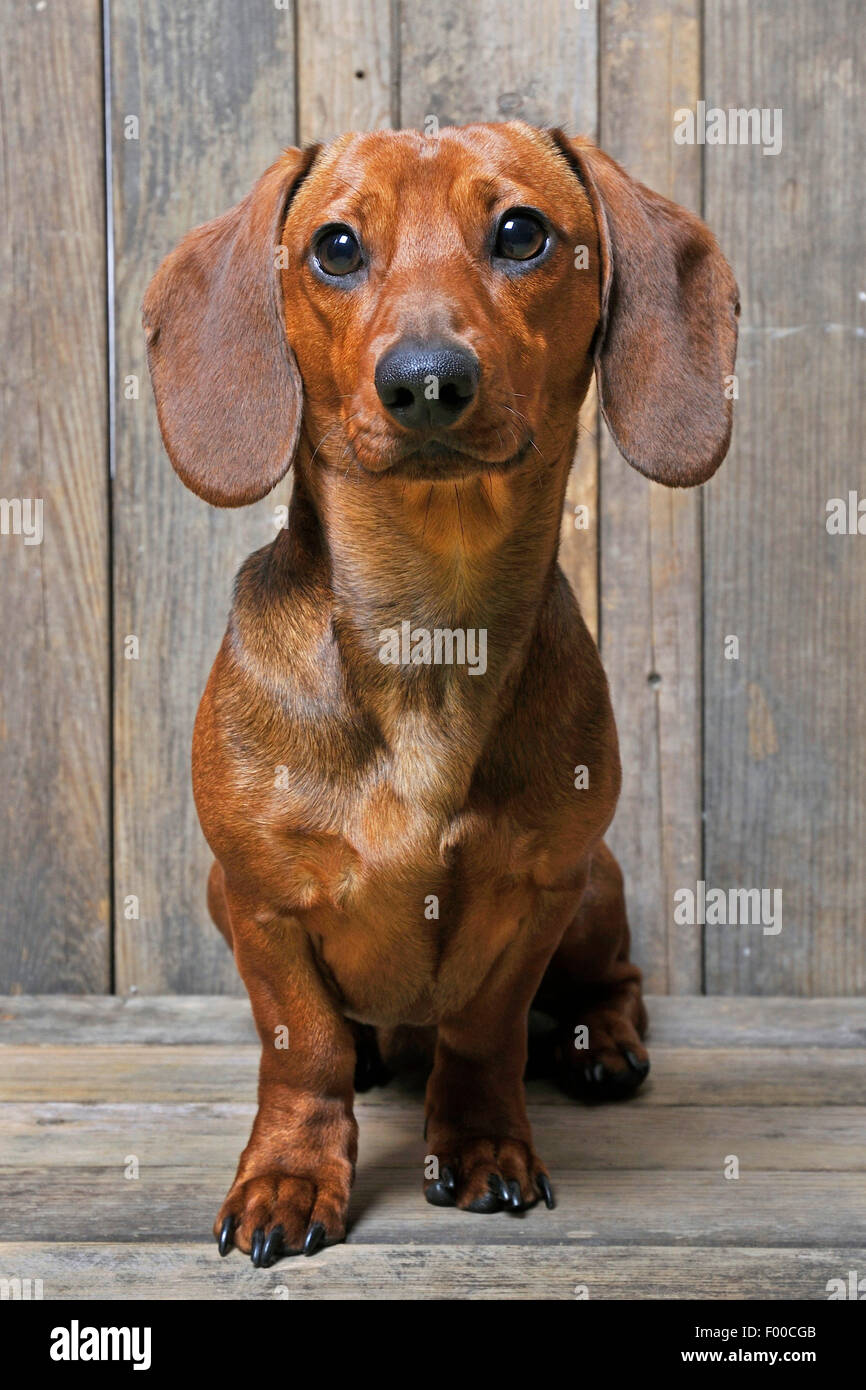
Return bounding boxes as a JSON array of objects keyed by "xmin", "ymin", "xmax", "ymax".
[
  {"xmin": 283, "ymin": 124, "xmax": 601, "ymax": 482},
  {"xmin": 143, "ymin": 121, "xmax": 739, "ymax": 507}
]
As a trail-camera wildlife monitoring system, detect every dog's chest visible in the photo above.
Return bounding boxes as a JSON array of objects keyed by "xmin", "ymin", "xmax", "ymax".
[{"xmin": 292, "ymin": 778, "xmax": 588, "ymax": 1026}]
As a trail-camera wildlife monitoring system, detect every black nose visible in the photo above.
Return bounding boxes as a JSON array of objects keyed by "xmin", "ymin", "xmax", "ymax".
[{"xmin": 375, "ymin": 339, "xmax": 480, "ymax": 429}]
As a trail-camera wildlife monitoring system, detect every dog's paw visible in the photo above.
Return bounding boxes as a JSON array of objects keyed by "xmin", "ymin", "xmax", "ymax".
[
  {"xmin": 214, "ymin": 1163, "xmax": 351, "ymax": 1266},
  {"xmin": 424, "ymin": 1135, "xmax": 554, "ymax": 1214},
  {"xmin": 556, "ymin": 1007, "xmax": 650, "ymax": 1102}
]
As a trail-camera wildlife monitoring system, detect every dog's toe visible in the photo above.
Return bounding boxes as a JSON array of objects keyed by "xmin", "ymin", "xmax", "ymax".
[
  {"xmin": 424, "ymin": 1137, "xmax": 551, "ymax": 1215},
  {"xmin": 562, "ymin": 1046, "xmax": 650, "ymax": 1102},
  {"xmin": 214, "ymin": 1165, "xmax": 349, "ymax": 1264}
]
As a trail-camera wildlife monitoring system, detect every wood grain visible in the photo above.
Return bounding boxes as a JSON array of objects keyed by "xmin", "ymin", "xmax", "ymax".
[
  {"xmin": 3, "ymin": 1043, "xmax": 863, "ymax": 1104},
  {"xmin": 398, "ymin": 0, "xmax": 600, "ymax": 637},
  {"xmin": 297, "ymin": 0, "xmax": 393, "ymax": 143},
  {"xmin": 4, "ymin": 1102, "xmax": 863, "ymax": 1172},
  {"xmin": 703, "ymin": 0, "xmax": 866, "ymax": 994},
  {"xmin": 2, "ymin": 1239, "xmax": 857, "ymax": 1300},
  {"xmin": 599, "ymin": 0, "xmax": 704, "ymax": 994},
  {"xmin": 0, "ymin": 0, "xmax": 110, "ymax": 990},
  {"xmin": 1, "ymin": 1168, "xmax": 863, "ymax": 1249},
  {"xmin": 2, "ymin": 992, "xmax": 864, "ymax": 1045},
  {"xmin": 110, "ymin": 1, "xmax": 298, "ymax": 991}
]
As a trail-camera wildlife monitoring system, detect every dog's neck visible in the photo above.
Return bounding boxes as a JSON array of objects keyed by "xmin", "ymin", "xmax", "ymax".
[
  {"xmin": 293, "ymin": 448, "xmax": 571, "ymax": 679},
  {"xmin": 254, "ymin": 448, "xmax": 574, "ymax": 815}
]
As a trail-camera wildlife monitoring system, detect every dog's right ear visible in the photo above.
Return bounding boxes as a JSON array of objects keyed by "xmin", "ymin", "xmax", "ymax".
[
  {"xmin": 550, "ymin": 132, "xmax": 740, "ymax": 488},
  {"xmin": 142, "ymin": 147, "xmax": 318, "ymax": 507}
]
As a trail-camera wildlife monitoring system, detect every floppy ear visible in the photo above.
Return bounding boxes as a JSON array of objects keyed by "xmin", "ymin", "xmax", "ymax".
[
  {"xmin": 142, "ymin": 147, "xmax": 318, "ymax": 507},
  {"xmin": 551, "ymin": 132, "xmax": 740, "ymax": 487}
]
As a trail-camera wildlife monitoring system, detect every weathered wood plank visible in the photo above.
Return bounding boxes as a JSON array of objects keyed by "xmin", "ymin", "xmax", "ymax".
[
  {"xmin": 1, "ymin": 1169, "xmax": 863, "ymax": 1249},
  {"xmin": 2, "ymin": 1044, "xmax": 863, "ymax": 1104},
  {"xmin": 0, "ymin": 995, "xmax": 257, "ymax": 1044},
  {"xmin": 0, "ymin": 0, "xmax": 110, "ymax": 990},
  {"xmin": 599, "ymin": 0, "xmax": 704, "ymax": 994},
  {"xmin": 297, "ymin": 0, "xmax": 393, "ymax": 143},
  {"xmin": 703, "ymin": 3, "xmax": 866, "ymax": 993},
  {"xmin": 399, "ymin": 0, "xmax": 600, "ymax": 637},
  {"xmin": 3, "ymin": 994, "xmax": 864, "ymax": 1045},
  {"xmin": 110, "ymin": 1, "xmax": 298, "ymax": 991},
  {"xmin": 3, "ymin": 1102, "xmax": 862, "ymax": 1172},
  {"xmin": 1, "ymin": 1239, "xmax": 856, "ymax": 1300},
  {"xmin": 399, "ymin": 0, "xmax": 596, "ymax": 132}
]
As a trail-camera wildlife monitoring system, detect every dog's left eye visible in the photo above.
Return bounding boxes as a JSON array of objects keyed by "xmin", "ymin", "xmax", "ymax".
[
  {"xmin": 313, "ymin": 225, "xmax": 364, "ymax": 277},
  {"xmin": 494, "ymin": 209, "xmax": 548, "ymax": 262}
]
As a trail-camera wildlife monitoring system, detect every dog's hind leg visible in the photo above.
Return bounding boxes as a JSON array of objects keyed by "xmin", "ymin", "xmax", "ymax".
[
  {"xmin": 207, "ymin": 859, "xmax": 234, "ymax": 952},
  {"xmin": 532, "ymin": 841, "xmax": 650, "ymax": 1100}
]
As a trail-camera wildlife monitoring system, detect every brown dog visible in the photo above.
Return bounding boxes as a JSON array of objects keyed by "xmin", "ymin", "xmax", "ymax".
[{"xmin": 143, "ymin": 121, "xmax": 738, "ymax": 1265}]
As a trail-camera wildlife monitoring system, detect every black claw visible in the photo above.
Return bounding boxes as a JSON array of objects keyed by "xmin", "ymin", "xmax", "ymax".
[
  {"xmin": 250, "ymin": 1226, "xmax": 266, "ymax": 1268},
  {"xmin": 592, "ymin": 1061, "xmax": 606, "ymax": 1083},
  {"xmin": 441, "ymin": 1165, "xmax": 457, "ymax": 1194},
  {"xmin": 487, "ymin": 1173, "xmax": 510, "ymax": 1205},
  {"xmin": 217, "ymin": 1215, "xmax": 234, "ymax": 1257},
  {"xmin": 425, "ymin": 1179, "xmax": 456, "ymax": 1207},
  {"xmin": 537, "ymin": 1173, "xmax": 556, "ymax": 1209},
  {"xmin": 262, "ymin": 1225, "xmax": 284, "ymax": 1267},
  {"xmin": 486, "ymin": 1173, "xmax": 505, "ymax": 1205},
  {"xmin": 625, "ymin": 1049, "xmax": 650, "ymax": 1078},
  {"xmin": 304, "ymin": 1221, "xmax": 326, "ymax": 1257},
  {"xmin": 508, "ymin": 1178, "xmax": 522, "ymax": 1210}
]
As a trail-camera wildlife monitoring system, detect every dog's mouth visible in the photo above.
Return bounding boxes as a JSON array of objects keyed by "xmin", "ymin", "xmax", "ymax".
[{"xmin": 351, "ymin": 435, "xmax": 535, "ymax": 481}]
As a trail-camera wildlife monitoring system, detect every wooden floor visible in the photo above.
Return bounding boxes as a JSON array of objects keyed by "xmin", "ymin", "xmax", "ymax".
[{"xmin": 1, "ymin": 995, "xmax": 864, "ymax": 1300}]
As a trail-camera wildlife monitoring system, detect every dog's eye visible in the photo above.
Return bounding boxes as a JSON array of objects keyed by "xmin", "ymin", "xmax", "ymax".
[
  {"xmin": 313, "ymin": 225, "xmax": 363, "ymax": 277},
  {"xmin": 495, "ymin": 210, "xmax": 548, "ymax": 262}
]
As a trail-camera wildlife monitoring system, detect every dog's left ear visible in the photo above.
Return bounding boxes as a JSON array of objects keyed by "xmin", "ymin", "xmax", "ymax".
[
  {"xmin": 142, "ymin": 146, "xmax": 318, "ymax": 507},
  {"xmin": 551, "ymin": 132, "xmax": 740, "ymax": 487}
]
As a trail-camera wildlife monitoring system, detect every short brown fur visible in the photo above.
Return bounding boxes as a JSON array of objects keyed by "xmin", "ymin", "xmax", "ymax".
[{"xmin": 143, "ymin": 122, "xmax": 739, "ymax": 1260}]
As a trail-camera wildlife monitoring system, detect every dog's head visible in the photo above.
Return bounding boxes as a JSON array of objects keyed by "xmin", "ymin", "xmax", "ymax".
[{"xmin": 143, "ymin": 122, "xmax": 739, "ymax": 507}]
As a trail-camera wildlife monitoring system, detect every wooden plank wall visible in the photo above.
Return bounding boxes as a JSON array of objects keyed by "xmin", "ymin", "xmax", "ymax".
[
  {"xmin": 0, "ymin": 0, "xmax": 863, "ymax": 995},
  {"xmin": 599, "ymin": 0, "xmax": 703, "ymax": 993},
  {"xmin": 110, "ymin": 1, "xmax": 297, "ymax": 992},
  {"xmin": 0, "ymin": 0, "xmax": 110, "ymax": 991},
  {"xmin": 703, "ymin": 0, "xmax": 866, "ymax": 995}
]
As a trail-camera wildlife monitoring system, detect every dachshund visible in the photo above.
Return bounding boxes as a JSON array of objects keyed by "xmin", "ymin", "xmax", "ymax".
[{"xmin": 143, "ymin": 121, "xmax": 739, "ymax": 1265}]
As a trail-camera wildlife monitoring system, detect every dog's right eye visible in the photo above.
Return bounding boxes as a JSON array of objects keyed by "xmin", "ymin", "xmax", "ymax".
[{"xmin": 313, "ymin": 225, "xmax": 364, "ymax": 277}]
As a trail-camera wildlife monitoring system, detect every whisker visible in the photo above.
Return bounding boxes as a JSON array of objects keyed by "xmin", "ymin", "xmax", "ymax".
[
  {"xmin": 501, "ymin": 404, "xmax": 545, "ymax": 461},
  {"xmin": 478, "ymin": 472, "xmax": 497, "ymax": 521},
  {"xmin": 308, "ymin": 423, "xmax": 343, "ymax": 466},
  {"xmin": 454, "ymin": 484, "xmax": 465, "ymax": 548},
  {"xmin": 310, "ymin": 412, "xmax": 365, "ymax": 471},
  {"xmin": 421, "ymin": 484, "xmax": 434, "ymax": 540}
]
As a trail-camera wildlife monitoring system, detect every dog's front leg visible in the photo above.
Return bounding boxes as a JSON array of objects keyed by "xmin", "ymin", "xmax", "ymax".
[
  {"xmin": 215, "ymin": 891, "xmax": 358, "ymax": 1265},
  {"xmin": 423, "ymin": 936, "xmax": 559, "ymax": 1215}
]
